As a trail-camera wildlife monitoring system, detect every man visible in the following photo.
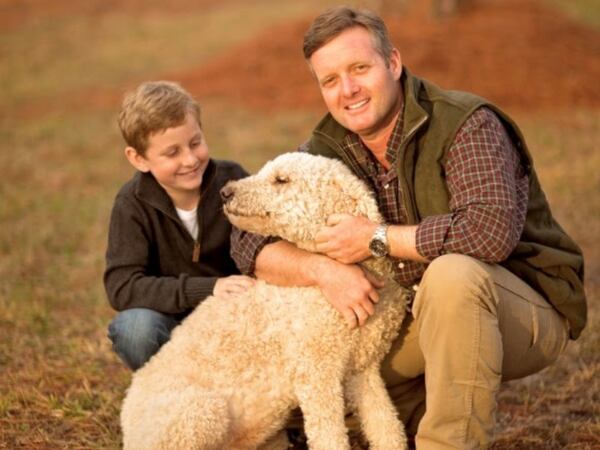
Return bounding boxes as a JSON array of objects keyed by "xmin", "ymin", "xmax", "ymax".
[{"xmin": 231, "ymin": 6, "xmax": 586, "ymax": 449}]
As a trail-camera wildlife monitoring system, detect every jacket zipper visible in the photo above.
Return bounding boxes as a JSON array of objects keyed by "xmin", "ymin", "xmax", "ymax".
[
  {"xmin": 192, "ymin": 240, "xmax": 201, "ymax": 263},
  {"xmin": 191, "ymin": 190, "xmax": 205, "ymax": 262}
]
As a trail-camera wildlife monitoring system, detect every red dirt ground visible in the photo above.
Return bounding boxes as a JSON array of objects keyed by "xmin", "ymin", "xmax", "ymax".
[
  {"xmin": 10, "ymin": 0, "xmax": 600, "ymax": 118},
  {"xmin": 175, "ymin": 0, "xmax": 600, "ymax": 113}
]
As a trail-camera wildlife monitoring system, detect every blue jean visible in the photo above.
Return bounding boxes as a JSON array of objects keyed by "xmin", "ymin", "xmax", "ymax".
[{"xmin": 108, "ymin": 308, "xmax": 180, "ymax": 371}]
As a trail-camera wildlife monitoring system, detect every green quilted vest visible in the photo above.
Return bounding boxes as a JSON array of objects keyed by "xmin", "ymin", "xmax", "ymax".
[{"xmin": 306, "ymin": 68, "xmax": 586, "ymax": 339}]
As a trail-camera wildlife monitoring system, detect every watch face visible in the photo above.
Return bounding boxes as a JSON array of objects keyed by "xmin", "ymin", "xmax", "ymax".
[{"xmin": 369, "ymin": 239, "xmax": 388, "ymax": 257}]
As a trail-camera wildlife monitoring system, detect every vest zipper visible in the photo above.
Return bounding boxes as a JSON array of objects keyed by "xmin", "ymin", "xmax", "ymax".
[{"xmin": 398, "ymin": 116, "xmax": 428, "ymax": 224}]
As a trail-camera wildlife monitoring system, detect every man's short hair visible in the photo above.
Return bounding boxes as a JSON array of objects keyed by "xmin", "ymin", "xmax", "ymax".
[
  {"xmin": 118, "ymin": 81, "xmax": 201, "ymax": 155},
  {"xmin": 303, "ymin": 6, "xmax": 394, "ymax": 64}
]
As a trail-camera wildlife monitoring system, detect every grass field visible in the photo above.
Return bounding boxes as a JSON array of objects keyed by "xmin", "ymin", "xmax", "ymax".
[{"xmin": 0, "ymin": 0, "xmax": 598, "ymax": 448}]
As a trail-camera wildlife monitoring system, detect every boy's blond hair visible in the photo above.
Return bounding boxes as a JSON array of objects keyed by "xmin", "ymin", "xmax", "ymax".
[{"xmin": 118, "ymin": 81, "xmax": 201, "ymax": 155}]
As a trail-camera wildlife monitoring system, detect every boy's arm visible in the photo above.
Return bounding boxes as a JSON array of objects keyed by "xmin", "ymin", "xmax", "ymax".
[{"xmin": 104, "ymin": 195, "xmax": 213, "ymax": 314}]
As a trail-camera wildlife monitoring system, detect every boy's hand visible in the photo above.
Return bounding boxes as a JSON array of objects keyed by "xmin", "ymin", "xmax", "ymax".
[{"xmin": 214, "ymin": 275, "xmax": 255, "ymax": 299}]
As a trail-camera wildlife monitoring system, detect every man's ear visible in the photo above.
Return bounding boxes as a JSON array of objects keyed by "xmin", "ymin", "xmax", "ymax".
[
  {"xmin": 389, "ymin": 47, "xmax": 402, "ymax": 80},
  {"xmin": 124, "ymin": 146, "xmax": 150, "ymax": 172}
]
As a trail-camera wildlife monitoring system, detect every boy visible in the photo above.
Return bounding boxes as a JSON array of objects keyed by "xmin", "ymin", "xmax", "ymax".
[{"xmin": 104, "ymin": 81, "xmax": 254, "ymax": 370}]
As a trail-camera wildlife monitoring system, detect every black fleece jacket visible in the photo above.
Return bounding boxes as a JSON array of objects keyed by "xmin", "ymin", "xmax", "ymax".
[{"xmin": 104, "ymin": 159, "xmax": 247, "ymax": 314}]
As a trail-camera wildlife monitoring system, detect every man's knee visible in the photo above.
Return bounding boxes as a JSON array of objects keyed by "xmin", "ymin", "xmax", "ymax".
[
  {"xmin": 413, "ymin": 254, "xmax": 495, "ymax": 319},
  {"xmin": 108, "ymin": 308, "xmax": 178, "ymax": 370}
]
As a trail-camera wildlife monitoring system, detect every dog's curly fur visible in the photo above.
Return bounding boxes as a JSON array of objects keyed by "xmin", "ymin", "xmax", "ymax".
[{"xmin": 120, "ymin": 153, "xmax": 409, "ymax": 450}]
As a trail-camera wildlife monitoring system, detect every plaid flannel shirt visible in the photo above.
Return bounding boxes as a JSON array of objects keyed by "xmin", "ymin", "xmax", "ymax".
[{"xmin": 231, "ymin": 107, "xmax": 529, "ymax": 288}]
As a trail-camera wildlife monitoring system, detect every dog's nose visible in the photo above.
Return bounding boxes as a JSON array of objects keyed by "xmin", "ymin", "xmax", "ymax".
[{"xmin": 220, "ymin": 185, "xmax": 234, "ymax": 203}]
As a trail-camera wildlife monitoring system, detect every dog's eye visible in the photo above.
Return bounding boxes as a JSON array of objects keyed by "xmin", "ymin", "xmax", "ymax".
[{"xmin": 274, "ymin": 175, "xmax": 290, "ymax": 184}]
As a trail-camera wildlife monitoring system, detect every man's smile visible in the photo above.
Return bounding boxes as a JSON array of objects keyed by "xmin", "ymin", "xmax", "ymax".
[{"xmin": 345, "ymin": 98, "xmax": 370, "ymax": 111}]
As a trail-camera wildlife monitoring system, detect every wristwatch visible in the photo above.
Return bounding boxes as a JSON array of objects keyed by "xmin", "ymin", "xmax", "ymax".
[{"xmin": 369, "ymin": 224, "xmax": 390, "ymax": 258}]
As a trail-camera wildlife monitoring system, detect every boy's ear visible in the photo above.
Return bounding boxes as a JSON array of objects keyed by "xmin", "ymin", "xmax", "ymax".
[{"xmin": 124, "ymin": 146, "xmax": 150, "ymax": 172}]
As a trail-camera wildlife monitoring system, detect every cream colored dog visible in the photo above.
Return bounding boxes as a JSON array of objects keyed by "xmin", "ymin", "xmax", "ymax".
[{"xmin": 120, "ymin": 153, "xmax": 408, "ymax": 450}]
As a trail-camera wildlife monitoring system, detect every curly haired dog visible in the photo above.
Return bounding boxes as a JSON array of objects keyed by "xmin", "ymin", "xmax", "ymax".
[{"xmin": 120, "ymin": 153, "xmax": 409, "ymax": 450}]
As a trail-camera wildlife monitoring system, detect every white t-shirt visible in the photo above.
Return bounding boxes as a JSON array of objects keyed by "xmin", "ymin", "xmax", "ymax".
[{"xmin": 175, "ymin": 206, "xmax": 199, "ymax": 240}]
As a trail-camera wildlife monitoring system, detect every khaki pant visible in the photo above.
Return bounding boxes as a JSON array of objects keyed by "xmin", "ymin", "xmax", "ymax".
[{"xmin": 382, "ymin": 254, "xmax": 570, "ymax": 449}]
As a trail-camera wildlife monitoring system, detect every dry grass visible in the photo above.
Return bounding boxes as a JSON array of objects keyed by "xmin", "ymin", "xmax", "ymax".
[
  {"xmin": 487, "ymin": 110, "xmax": 600, "ymax": 449},
  {"xmin": 0, "ymin": 0, "xmax": 598, "ymax": 448}
]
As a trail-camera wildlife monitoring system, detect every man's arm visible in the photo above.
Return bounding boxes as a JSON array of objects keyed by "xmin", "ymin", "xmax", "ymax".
[
  {"xmin": 415, "ymin": 107, "xmax": 528, "ymax": 262},
  {"xmin": 256, "ymin": 241, "xmax": 383, "ymax": 327},
  {"xmin": 231, "ymin": 230, "xmax": 382, "ymax": 328},
  {"xmin": 315, "ymin": 215, "xmax": 428, "ymax": 264}
]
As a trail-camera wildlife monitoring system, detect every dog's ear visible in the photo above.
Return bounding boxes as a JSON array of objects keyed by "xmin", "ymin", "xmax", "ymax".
[
  {"xmin": 331, "ymin": 173, "xmax": 381, "ymax": 221},
  {"xmin": 329, "ymin": 176, "xmax": 365, "ymax": 216},
  {"xmin": 331, "ymin": 175, "xmax": 358, "ymax": 198},
  {"xmin": 330, "ymin": 172, "xmax": 359, "ymax": 199}
]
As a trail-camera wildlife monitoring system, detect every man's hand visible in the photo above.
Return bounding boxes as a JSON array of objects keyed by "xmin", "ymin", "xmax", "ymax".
[
  {"xmin": 313, "ymin": 257, "xmax": 384, "ymax": 328},
  {"xmin": 315, "ymin": 214, "xmax": 378, "ymax": 264},
  {"xmin": 213, "ymin": 275, "xmax": 256, "ymax": 299}
]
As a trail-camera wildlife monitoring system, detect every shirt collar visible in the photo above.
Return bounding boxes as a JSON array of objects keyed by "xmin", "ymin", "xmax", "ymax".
[{"xmin": 341, "ymin": 79, "xmax": 406, "ymax": 172}]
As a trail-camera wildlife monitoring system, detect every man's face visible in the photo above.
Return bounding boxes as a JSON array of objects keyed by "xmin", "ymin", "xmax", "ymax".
[{"xmin": 309, "ymin": 26, "xmax": 402, "ymax": 141}]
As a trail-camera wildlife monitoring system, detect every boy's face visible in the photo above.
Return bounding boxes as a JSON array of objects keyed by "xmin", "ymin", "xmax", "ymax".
[{"xmin": 126, "ymin": 113, "xmax": 209, "ymax": 208}]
